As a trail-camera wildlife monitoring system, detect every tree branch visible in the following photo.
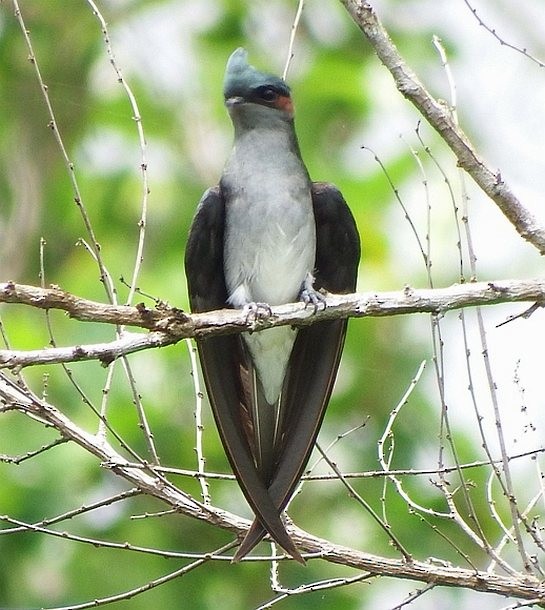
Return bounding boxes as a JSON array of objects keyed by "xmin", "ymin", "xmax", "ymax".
[
  {"xmin": 340, "ymin": 0, "xmax": 545, "ymax": 254},
  {"xmin": 0, "ymin": 372, "xmax": 544, "ymax": 604},
  {"xmin": 1, "ymin": 279, "xmax": 544, "ymax": 368}
]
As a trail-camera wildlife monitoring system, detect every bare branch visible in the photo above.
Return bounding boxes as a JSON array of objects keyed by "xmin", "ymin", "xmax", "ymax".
[
  {"xmin": 339, "ymin": 0, "xmax": 545, "ymax": 254},
  {"xmin": 1, "ymin": 374, "xmax": 545, "ymax": 603},
  {"xmin": 463, "ymin": 0, "xmax": 545, "ymax": 69},
  {"xmin": 0, "ymin": 282, "xmax": 169, "ymax": 328},
  {"xmin": 1, "ymin": 279, "xmax": 544, "ymax": 368}
]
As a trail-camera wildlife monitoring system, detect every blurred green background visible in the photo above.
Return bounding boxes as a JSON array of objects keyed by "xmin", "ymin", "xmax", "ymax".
[{"xmin": 2, "ymin": 1, "xmax": 545, "ymax": 608}]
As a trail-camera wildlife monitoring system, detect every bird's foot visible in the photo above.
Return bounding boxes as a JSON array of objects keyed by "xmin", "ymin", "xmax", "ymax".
[
  {"xmin": 243, "ymin": 301, "xmax": 272, "ymax": 330},
  {"xmin": 299, "ymin": 274, "xmax": 326, "ymax": 313}
]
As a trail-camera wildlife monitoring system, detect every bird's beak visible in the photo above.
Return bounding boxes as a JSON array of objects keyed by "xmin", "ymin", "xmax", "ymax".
[{"xmin": 225, "ymin": 96, "xmax": 245, "ymax": 108}]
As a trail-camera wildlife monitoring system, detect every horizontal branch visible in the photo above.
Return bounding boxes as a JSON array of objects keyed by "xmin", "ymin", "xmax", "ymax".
[
  {"xmin": 0, "ymin": 281, "xmax": 170, "ymax": 329},
  {"xmin": 340, "ymin": 0, "xmax": 545, "ymax": 254},
  {"xmin": 0, "ymin": 372, "xmax": 543, "ymax": 603},
  {"xmin": 0, "ymin": 331, "xmax": 173, "ymax": 369},
  {"xmin": 1, "ymin": 278, "xmax": 544, "ymax": 368}
]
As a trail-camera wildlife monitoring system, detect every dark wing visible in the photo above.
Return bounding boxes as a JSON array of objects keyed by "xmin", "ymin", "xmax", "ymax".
[
  {"xmin": 311, "ymin": 182, "xmax": 361, "ymax": 295},
  {"xmin": 184, "ymin": 187, "xmax": 227, "ymax": 312},
  {"xmin": 184, "ymin": 187, "xmax": 304, "ymax": 563},
  {"xmin": 234, "ymin": 182, "xmax": 361, "ymax": 560}
]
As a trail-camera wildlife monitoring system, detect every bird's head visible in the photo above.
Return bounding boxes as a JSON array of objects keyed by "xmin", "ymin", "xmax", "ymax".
[{"xmin": 223, "ymin": 48, "xmax": 294, "ymax": 123}]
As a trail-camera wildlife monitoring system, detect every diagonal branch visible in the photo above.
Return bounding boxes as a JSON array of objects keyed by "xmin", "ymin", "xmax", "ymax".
[{"xmin": 340, "ymin": 0, "xmax": 545, "ymax": 254}]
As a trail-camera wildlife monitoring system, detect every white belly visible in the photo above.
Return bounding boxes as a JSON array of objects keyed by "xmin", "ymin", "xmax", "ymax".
[
  {"xmin": 243, "ymin": 326, "xmax": 297, "ymax": 404},
  {"xmin": 223, "ymin": 180, "xmax": 315, "ymax": 403}
]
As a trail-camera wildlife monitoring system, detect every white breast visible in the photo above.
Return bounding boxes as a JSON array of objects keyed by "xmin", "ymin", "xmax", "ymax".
[{"xmin": 222, "ymin": 123, "xmax": 315, "ymax": 403}]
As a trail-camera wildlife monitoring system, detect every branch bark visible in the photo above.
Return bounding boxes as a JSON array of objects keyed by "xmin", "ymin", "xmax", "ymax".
[
  {"xmin": 0, "ymin": 372, "xmax": 544, "ymax": 604},
  {"xmin": 1, "ymin": 279, "xmax": 544, "ymax": 368},
  {"xmin": 340, "ymin": 0, "xmax": 545, "ymax": 254}
]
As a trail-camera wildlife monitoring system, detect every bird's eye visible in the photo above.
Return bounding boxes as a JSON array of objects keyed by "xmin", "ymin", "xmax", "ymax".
[{"xmin": 257, "ymin": 87, "xmax": 278, "ymax": 102}]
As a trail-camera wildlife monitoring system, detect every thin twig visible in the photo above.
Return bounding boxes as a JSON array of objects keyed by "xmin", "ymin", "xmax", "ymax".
[
  {"xmin": 260, "ymin": 570, "xmax": 373, "ymax": 609},
  {"xmin": 46, "ymin": 541, "xmax": 238, "ymax": 610},
  {"xmin": 283, "ymin": 0, "xmax": 305, "ymax": 80},
  {"xmin": 378, "ymin": 361, "xmax": 447, "ymax": 517},
  {"xmin": 0, "ymin": 437, "xmax": 69, "ymax": 464},
  {"xmin": 463, "ymin": 0, "xmax": 545, "ymax": 70},
  {"xmin": 94, "ymin": 444, "xmax": 545, "ymax": 482},
  {"xmin": 315, "ymin": 442, "xmax": 412, "ymax": 561},
  {"xmin": 390, "ymin": 583, "xmax": 436, "ymax": 610},
  {"xmin": 85, "ymin": 0, "xmax": 150, "ymax": 307},
  {"xmin": 186, "ymin": 339, "xmax": 211, "ymax": 505}
]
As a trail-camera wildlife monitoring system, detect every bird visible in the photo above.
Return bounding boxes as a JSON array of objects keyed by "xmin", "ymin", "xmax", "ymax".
[{"xmin": 184, "ymin": 47, "xmax": 360, "ymax": 563}]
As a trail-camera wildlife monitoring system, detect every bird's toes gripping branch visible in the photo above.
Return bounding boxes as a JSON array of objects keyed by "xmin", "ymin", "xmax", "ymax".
[
  {"xmin": 243, "ymin": 301, "xmax": 273, "ymax": 330},
  {"xmin": 299, "ymin": 272, "xmax": 327, "ymax": 313}
]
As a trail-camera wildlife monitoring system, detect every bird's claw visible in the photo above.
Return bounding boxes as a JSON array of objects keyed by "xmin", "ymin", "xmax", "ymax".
[
  {"xmin": 243, "ymin": 302, "xmax": 272, "ymax": 329},
  {"xmin": 299, "ymin": 272, "xmax": 327, "ymax": 313},
  {"xmin": 299, "ymin": 286, "xmax": 327, "ymax": 313}
]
